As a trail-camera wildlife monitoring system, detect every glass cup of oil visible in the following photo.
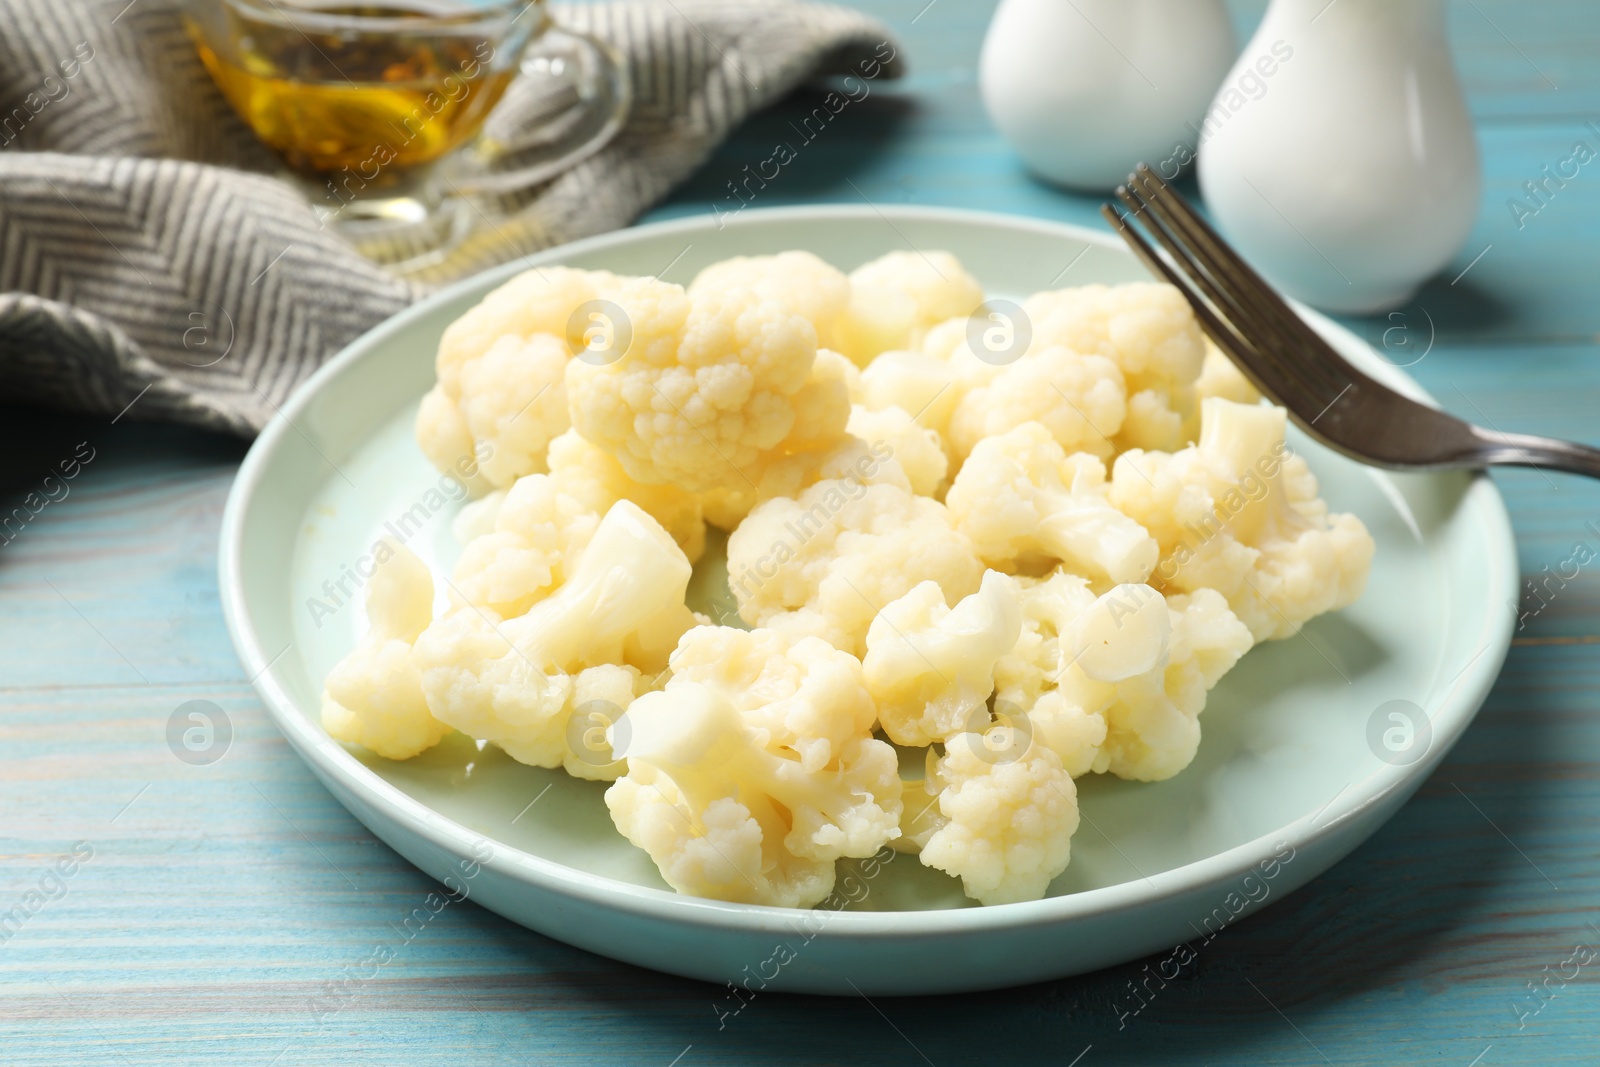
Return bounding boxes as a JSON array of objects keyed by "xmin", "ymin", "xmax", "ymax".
[{"xmin": 183, "ymin": 0, "xmax": 629, "ymax": 275}]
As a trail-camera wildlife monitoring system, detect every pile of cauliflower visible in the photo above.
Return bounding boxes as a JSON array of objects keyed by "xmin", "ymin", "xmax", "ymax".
[{"xmin": 323, "ymin": 250, "xmax": 1375, "ymax": 909}]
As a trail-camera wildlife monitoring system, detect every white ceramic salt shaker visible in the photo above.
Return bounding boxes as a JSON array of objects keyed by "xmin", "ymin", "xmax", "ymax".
[
  {"xmin": 1198, "ymin": 0, "xmax": 1481, "ymax": 314},
  {"xmin": 979, "ymin": 0, "xmax": 1236, "ymax": 192}
]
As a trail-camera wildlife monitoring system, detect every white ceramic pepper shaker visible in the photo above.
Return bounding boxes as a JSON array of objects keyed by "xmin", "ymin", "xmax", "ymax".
[
  {"xmin": 979, "ymin": 0, "xmax": 1236, "ymax": 192},
  {"xmin": 1198, "ymin": 0, "xmax": 1481, "ymax": 314}
]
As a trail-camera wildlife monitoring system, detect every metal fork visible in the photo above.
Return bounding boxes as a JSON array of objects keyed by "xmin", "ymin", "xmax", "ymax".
[{"xmin": 1100, "ymin": 164, "xmax": 1600, "ymax": 478}]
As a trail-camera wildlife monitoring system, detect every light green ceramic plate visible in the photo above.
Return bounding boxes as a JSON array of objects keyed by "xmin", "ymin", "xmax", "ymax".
[{"xmin": 219, "ymin": 206, "xmax": 1517, "ymax": 995}]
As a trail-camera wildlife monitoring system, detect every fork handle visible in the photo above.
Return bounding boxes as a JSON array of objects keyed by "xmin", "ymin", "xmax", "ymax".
[{"xmin": 1472, "ymin": 427, "xmax": 1600, "ymax": 479}]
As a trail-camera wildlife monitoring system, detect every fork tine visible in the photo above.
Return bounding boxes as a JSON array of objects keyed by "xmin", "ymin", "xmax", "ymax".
[
  {"xmin": 1105, "ymin": 187, "xmax": 1332, "ymax": 418},
  {"xmin": 1098, "ymin": 201, "xmax": 1253, "ymax": 356},
  {"xmin": 1109, "ymin": 180, "xmax": 1308, "ymax": 385},
  {"xmin": 1101, "ymin": 196, "xmax": 1328, "ymax": 420},
  {"xmin": 1126, "ymin": 166, "xmax": 1366, "ymax": 400},
  {"xmin": 1130, "ymin": 167, "xmax": 1322, "ymax": 337},
  {"xmin": 1106, "ymin": 168, "xmax": 1600, "ymax": 477},
  {"xmin": 1119, "ymin": 174, "xmax": 1351, "ymax": 407},
  {"xmin": 1098, "ymin": 202, "xmax": 1327, "ymax": 419}
]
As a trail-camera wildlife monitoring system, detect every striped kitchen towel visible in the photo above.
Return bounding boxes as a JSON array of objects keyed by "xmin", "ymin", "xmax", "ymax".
[{"xmin": 0, "ymin": 0, "xmax": 903, "ymax": 435}]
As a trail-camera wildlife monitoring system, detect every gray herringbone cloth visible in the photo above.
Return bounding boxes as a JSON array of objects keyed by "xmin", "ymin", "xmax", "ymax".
[{"xmin": 0, "ymin": 0, "xmax": 903, "ymax": 435}]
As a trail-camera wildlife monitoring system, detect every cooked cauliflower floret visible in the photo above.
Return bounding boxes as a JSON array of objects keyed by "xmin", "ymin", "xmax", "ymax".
[
  {"xmin": 1109, "ymin": 397, "xmax": 1374, "ymax": 641},
  {"xmin": 1055, "ymin": 585, "xmax": 1253, "ymax": 781},
  {"xmin": 451, "ymin": 487, "xmax": 505, "ymax": 545},
  {"xmin": 689, "ymin": 251, "xmax": 852, "ymax": 350},
  {"xmin": 726, "ymin": 478, "xmax": 984, "ymax": 657},
  {"xmin": 1066, "ymin": 587, "xmax": 1254, "ymax": 781},
  {"xmin": 856, "ymin": 348, "xmax": 961, "ymax": 439},
  {"xmin": 1184, "ymin": 342, "xmax": 1263, "ymax": 442},
  {"xmin": 1022, "ymin": 282, "xmax": 1206, "ymax": 452},
  {"xmin": 1194, "ymin": 341, "xmax": 1262, "ymax": 407},
  {"xmin": 664, "ymin": 625, "xmax": 880, "ymax": 766},
  {"xmin": 846, "ymin": 404, "xmax": 949, "ymax": 497},
  {"xmin": 769, "ymin": 347, "xmax": 857, "ymax": 456},
  {"xmin": 991, "ymin": 571, "xmax": 1108, "ymax": 776},
  {"xmin": 414, "ymin": 501, "xmax": 695, "ymax": 767},
  {"xmin": 417, "ymin": 266, "xmax": 617, "ymax": 490},
  {"xmin": 729, "ymin": 435, "xmax": 920, "ymax": 529},
  {"xmin": 542, "ymin": 429, "xmax": 707, "ymax": 561},
  {"xmin": 451, "ymin": 475, "xmax": 599, "ymax": 619},
  {"xmin": 566, "ymin": 277, "xmax": 850, "ymax": 494},
  {"xmin": 945, "ymin": 422, "xmax": 1158, "ymax": 585},
  {"xmin": 436, "ymin": 266, "xmax": 617, "ymax": 392},
  {"xmin": 994, "ymin": 573, "xmax": 1253, "ymax": 781},
  {"xmin": 452, "ymin": 430, "xmax": 705, "ymax": 618},
  {"xmin": 918, "ymin": 729, "xmax": 1079, "ymax": 905},
  {"xmin": 1120, "ymin": 387, "xmax": 1189, "ymax": 454},
  {"xmin": 694, "ymin": 382, "xmax": 904, "ymax": 529},
  {"xmin": 688, "ymin": 348, "xmax": 862, "ymax": 529},
  {"xmin": 321, "ymin": 540, "xmax": 451, "ymax": 760},
  {"xmin": 1064, "ymin": 579, "xmax": 1172, "ymax": 682},
  {"xmin": 561, "ymin": 663, "xmax": 660, "ymax": 782},
  {"xmin": 606, "ymin": 625, "xmax": 901, "ymax": 908},
  {"xmin": 1012, "ymin": 690, "xmax": 1109, "ymax": 779},
  {"xmin": 453, "ymin": 334, "xmax": 574, "ymax": 487},
  {"xmin": 920, "ymin": 315, "xmax": 1130, "ymax": 462},
  {"xmin": 946, "ymin": 345, "xmax": 1127, "ymax": 463},
  {"xmin": 833, "ymin": 251, "xmax": 985, "ymax": 365},
  {"xmin": 415, "ymin": 388, "xmax": 494, "ymax": 497},
  {"xmin": 697, "ymin": 486, "xmax": 756, "ymax": 532},
  {"xmin": 863, "ymin": 571, "xmax": 1022, "ymax": 746}
]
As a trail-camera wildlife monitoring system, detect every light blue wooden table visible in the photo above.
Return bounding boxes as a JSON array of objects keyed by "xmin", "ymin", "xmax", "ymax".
[{"xmin": 5, "ymin": 1, "xmax": 1600, "ymax": 1063}]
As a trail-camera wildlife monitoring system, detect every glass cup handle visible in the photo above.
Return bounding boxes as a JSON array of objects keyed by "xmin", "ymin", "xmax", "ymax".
[{"xmin": 453, "ymin": 24, "xmax": 632, "ymax": 196}]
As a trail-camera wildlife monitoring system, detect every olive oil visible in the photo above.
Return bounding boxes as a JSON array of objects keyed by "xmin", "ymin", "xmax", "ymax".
[{"xmin": 187, "ymin": 2, "xmax": 523, "ymax": 175}]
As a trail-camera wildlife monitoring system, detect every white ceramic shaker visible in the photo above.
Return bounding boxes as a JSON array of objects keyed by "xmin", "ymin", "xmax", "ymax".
[
  {"xmin": 979, "ymin": 0, "xmax": 1236, "ymax": 192},
  {"xmin": 1198, "ymin": 0, "xmax": 1481, "ymax": 313}
]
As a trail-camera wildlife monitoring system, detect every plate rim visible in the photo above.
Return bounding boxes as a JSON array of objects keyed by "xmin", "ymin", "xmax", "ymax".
[{"xmin": 219, "ymin": 202, "xmax": 1518, "ymax": 937}]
